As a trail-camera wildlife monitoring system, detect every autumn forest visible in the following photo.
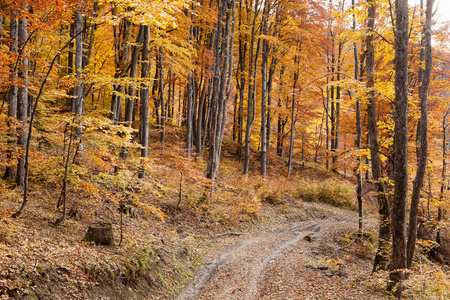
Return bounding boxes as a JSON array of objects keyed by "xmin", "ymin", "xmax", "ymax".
[{"xmin": 1, "ymin": 0, "xmax": 450, "ymax": 298}]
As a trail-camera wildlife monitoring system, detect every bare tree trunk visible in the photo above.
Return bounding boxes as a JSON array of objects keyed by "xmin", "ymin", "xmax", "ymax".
[
  {"xmin": 120, "ymin": 25, "xmax": 143, "ymax": 162},
  {"xmin": 287, "ymin": 68, "xmax": 298, "ymax": 177},
  {"xmin": 437, "ymin": 109, "xmax": 450, "ymax": 248},
  {"xmin": 352, "ymin": 0, "xmax": 363, "ymax": 235},
  {"xmin": 4, "ymin": 11, "xmax": 18, "ymax": 180},
  {"xmin": 124, "ymin": 25, "xmax": 143, "ymax": 128},
  {"xmin": 325, "ymin": 47, "xmax": 330, "ymax": 170},
  {"xmin": 73, "ymin": 7, "xmax": 84, "ymax": 141},
  {"xmin": 260, "ymin": 0, "xmax": 269, "ymax": 177},
  {"xmin": 186, "ymin": 72, "xmax": 194, "ymax": 156},
  {"xmin": 406, "ymin": 0, "xmax": 433, "ymax": 269},
  {"xmin": 366, "ymin": 0, "xmax": 391, "ymax": 273},
  {"xmin": 206, "ymin": 0, "xmax": 235, "ymax": 180},
  {"xmin": 139, "ymin": 25, "xmax": 150, "ymax": 179},
  {"xmin": 16, "ymin": 7, "xmax": 29, "ymax": 187},
  {"xmin": 0, "ymin": 15, "xmax": 3, "ymax": 44},
  {"xmin": 389, "ymin": 0, "xmax": 409, "ymax": 296},
  {"xmin": 237, "ymin": 0, "xmax": 247, "ymax": 162},
  {"xmin": 243, "ymin": 0, "xmax": 260, "ymax": 175},
  {"xmin": 159, "ymin": 46, "xmax": 166, "ymax": 149}
]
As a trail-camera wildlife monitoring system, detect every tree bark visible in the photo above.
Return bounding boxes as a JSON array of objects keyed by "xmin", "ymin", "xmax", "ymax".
[
  {"xmin": 4, "ymin": 11, "xmax": 18, "ymax": 180},
  {"xmin": 389, "ymin": 0, "xmax": 409, "ymax": 295},
  {"xmin": 243, "ymin": 0, "xmax": 260, "ymax": 175},
  {"xmin": 139, "ymin": 25, "xmax": 150, "ymax": 179},
  {"xmin": 159, "ymin": 46, "xmax": 166, "ymax": 148},
  {"xmin": 237, "ymin": 0, "xmax": 247, "ymax": 162},
  {"xmin": 365, "ymin": 0, "xmax": 391, "ymax": 273},
  {"xmin": 287, "ymin": 67, "xmax": 298, "ymax": 177},
  {"xmin": 73, "ymin": 7, "xmax": 84, "ymax": 143},
  {"xmin": 260, "ymin": 0, "xmax": 269, "ymax": 177},
  {"xmin": 352, "ymin": 0, "xmax": 363, "ymax": 235},
  {"xmin": 206, "ymin": 0, "xmax": 235, "ymax": 180},
  {"xmin": 16, "ymin": 7, "xmax": 29, "ymax": 187},
  {"xmin": 406, "ymin": 0, "xmax": 433, "ymax": 269}
]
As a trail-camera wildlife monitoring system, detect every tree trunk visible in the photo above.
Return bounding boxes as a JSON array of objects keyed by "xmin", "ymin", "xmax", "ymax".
[
  {"xmin": 4, "ymin": 12, "xmax": 18, "ymax": 180},
  {"xmin": 366, "ymin": 0, "xmax": 391, "ymax": 273},
  {"xmin": 73, "ymin": 7, "xmax": 84, "ymax": 141},
  {"xmin": 406, "ymin": 0, "xmax": 433, "ymax": 269},
  {"xmin": 237, "ymin": 2, "xmax": 247, "ymax": 162},
  {"xmin": 437, "ymin": 109, "xmax": 449, "ymax": 247},
  {"xmin": 389, "ymin": 0, "xmax": 409, "ymax": 296},
  {"xmin": 0, "ymin": 15, "xmax": 3, "ymax": 44},
  {"xmin": 243, "ymin": 0, "xmax": 260, "ymax": 175},
  {"xmin": 287, "ymin": 69, "xmax": 298, "ymax": 177},
  {"xmin": 16, "ymin": 8, "xmax": 29, "ymax": 187},
  {"xmin": 206, "ymin": 0, "xmax": 234, "ymax": 180},
  {"xmin": 120, "ymin": 25, "xmax": 143, "ymax": 162},
  {"xmin": 139, "ymin": 25, "xmax": 150, "ymax": 179},
  {"xmin": 159, "ymin": 46, "xmax": 166, "ymax": 149},
  {"xmin": 260, "ymin": 1, "xmax": 269, "ymax": 177},
  {"xmin": 353, "ymin": 0, "xmax": 363, "ymax": 235},
  {"xmin": 186, "ymin": 72, "xmax": 194, "ymax": 156}
]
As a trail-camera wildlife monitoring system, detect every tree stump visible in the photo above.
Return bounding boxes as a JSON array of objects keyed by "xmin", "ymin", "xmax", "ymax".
[{"xmin": 82, "ymin": 223, "xmax": 114, "ymax": 245}]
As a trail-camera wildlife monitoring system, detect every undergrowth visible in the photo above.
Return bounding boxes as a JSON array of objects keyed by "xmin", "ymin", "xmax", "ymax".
[{"xmin": 295, "ymin": 178, "xmax": 355, "ymax": 208}]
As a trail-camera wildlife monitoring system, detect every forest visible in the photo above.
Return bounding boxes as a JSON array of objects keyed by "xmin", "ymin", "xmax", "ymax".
[{"xmin": 1, "ymin": 0, "xmax": 450, "ymax": 299}]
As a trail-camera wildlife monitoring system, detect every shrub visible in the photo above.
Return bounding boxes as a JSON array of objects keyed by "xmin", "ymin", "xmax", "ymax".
[{"xmin": 296, "ymin": 178, "xmax": 355, "ymax": 208}]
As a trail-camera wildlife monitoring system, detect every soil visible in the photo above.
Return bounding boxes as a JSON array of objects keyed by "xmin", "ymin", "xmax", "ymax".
[{"xmin": 175, "ymin": 203, "xmax": 388, "ymax": 300}]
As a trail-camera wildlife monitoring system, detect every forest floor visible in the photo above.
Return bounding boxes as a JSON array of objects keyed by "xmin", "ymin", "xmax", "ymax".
[
  {"xmin": 176, "ymin": 202, "xmax": 388, "ymax": 300},
  {"xmin": 1, "ymin": 133, "xmax": 450, "ymax": 299}
]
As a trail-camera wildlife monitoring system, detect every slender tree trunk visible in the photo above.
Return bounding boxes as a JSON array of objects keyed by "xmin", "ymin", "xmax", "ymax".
[
  {"xmin": 325, "ymin": 47, "xmax": 330, "ymax": 170},
  {"xmin": 16, "ymin": 8, "xmax": 29, "ymax": 187},
  {"xmin": 73, "ymin": 7, "xmax": 84, "ymax": 141},
  {"xmin": 186, "ymin": 73, "xmax": 194, "ymax": 156},
  {"xmin": 243, "ymin": 0, "xmax": 260, "ymax": 175},
  {"xmin": 389, "ymin": 0, "xmax": 409, "ymax": 295},
  {"xmin": 206, "ymin": 0, "xmax": 234, "ymax": 180},
  {"xmin": 4, "ymin": 12, "xmax": 18, "ymax": 180},
  {"xmin": 260, "ymin": 1, "xmax": 269, "ymax": 177},
  {"xmin": 66, "ymin": 22, "xmax": 75, "ymax": 111},
  {"xmin": 406, "ymin": 0, "xmax": 433, "ymax": 269},
  {"xmin": 332, "ymin": 45, "xmax": 342, "ymax": 165},
  {"xmin": 353, "ymin": 0, "xmax": 363, "ymax": 235},
  {"xmin": 0, "ymin": 15, "xmax": 3, "ymax": 44},
  {"xmin": 159, "ymin": 46, "xmax": 166, "ymax": 149},
  {"xmin": 120, "ymin": 25, "xmax": 143, "ymax": 162},
  {"xmin": 139, "ymin": 25, "xmax": 150, "ymax": 179},
  {"xmin": 124, "ymin": 25, "xmax": 143, "ymax": 127},
  {"xmin": 366, "ymin": 0, "xmax": 391, "ymax": 273},
  {"xmin": 287, "ymin": 69, "xmax": 298, "ymax": 177},
  {"xmin": 237, "ymin": 3, "xmax": 247, "ymax": 162},
  {"xmin": 437, "ymin": 110, "xmax": 449, "ymax": 247}
]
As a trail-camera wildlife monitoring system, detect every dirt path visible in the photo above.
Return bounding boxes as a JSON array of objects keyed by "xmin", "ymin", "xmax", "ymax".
[{"xmin": 176, "ymin": 214, "xmax": 388, "ymax": 300}]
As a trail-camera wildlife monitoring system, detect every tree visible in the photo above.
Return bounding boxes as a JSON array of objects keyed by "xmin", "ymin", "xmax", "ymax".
[
  {"xmin": 389, "ymin": 0, "xmax": 409, "ymax": 295},
  {"xmin": 352, "ymin": 0, "xmax": 363, "ymax": 235},
  {"xmin": 367, "ymin": 0, "xmax": 391, "ymax": 272},
  {"xmin": 206, "ymin": 0, "xmax": 235, "ymax": 180},
  {"xmin": 4, "ymin": 9, "xmax": 18, "ymax": 180},
  {"xmin": 243, "ymin": 0, "xmax": 261, "ymax": 175},
  {"xmin": 406, "ymin": 0, "xmax": 433, "ymax": 269},
  {"xmin": 139, "ymin": 25, "xmax": 150, "ymax": 179},
  {"xmin": 16, "ymin": 4, "xmax": 28, "ymax": 187}
]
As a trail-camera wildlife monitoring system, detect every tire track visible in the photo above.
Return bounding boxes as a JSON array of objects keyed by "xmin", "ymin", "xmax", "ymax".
[{"xmin": 175, "ymin": 222, "xmax": 321, "ymax": 300}]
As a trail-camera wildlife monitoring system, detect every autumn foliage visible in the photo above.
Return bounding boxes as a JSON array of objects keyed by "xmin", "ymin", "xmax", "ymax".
[{"xmin": 1, "ymin": 0, "xmax": 450, "ymax": 298}]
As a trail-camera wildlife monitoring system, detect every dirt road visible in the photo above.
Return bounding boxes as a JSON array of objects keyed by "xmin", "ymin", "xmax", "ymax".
[{"xmin": 176, "ymin": 211, "xmax": 388, "ymax": 300}]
